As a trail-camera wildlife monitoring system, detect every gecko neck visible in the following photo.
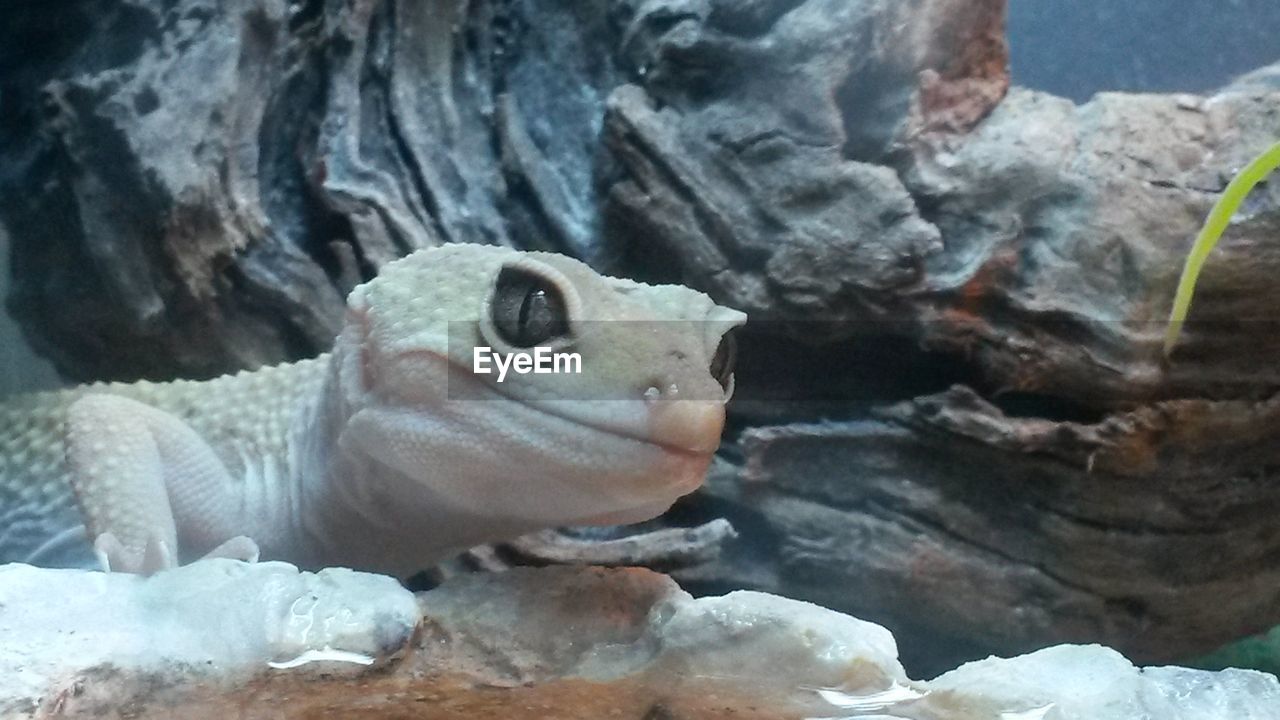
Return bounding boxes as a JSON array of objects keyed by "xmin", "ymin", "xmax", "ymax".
[{"xmin": 288, "ymin": 341, "xmax": 554, "ymax": 576}]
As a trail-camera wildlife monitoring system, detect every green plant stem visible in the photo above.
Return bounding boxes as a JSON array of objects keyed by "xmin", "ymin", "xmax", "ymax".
[{"xmin": 1164, "ymin": 141, "xmax": 1280, "ymax": 356}]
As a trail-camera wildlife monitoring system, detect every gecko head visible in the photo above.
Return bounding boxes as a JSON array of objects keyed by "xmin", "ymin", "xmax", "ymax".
[{"xmin": 336, "ymin": 244, "xmax": 746, "ymax": 532}]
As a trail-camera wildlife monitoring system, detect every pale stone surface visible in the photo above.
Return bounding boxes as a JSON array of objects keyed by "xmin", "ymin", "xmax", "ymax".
[
  {"xmin": 921, "ymin": 644, "xmax": 1280, "ymax": 719},
  {"xmin": 0, "ymin": 562, "xmax": 1276, "ymax": 718},
  {"xmin": 411, "ymin": 565, "xmax": 907, "ymax": 712},
  {"xmin": 0, "ymin": 560, "xmax": 419, "ymax": 715}
]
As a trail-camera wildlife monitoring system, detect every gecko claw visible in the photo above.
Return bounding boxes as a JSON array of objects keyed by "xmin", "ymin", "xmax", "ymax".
[
  {"xmin": 92, "ymin": 532, "xmax": 123, "ymax": 573},
  {"xmin": 92, "ymin": 531, "xmax": 176, "ymax": 575}
]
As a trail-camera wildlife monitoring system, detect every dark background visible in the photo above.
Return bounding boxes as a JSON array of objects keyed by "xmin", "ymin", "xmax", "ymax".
[{"xmin": 1008, "ymin": 0, "xmax": 1280, "ymax": 102}]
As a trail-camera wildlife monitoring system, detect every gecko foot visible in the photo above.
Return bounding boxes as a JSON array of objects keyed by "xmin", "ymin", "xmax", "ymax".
[
  {"xmin": 200, "ymin": 536, "xmax": 261, "ymax": 564},
  {"xmin": 93, "ymin": 531, "xmax": 176, "ymax": 575}
]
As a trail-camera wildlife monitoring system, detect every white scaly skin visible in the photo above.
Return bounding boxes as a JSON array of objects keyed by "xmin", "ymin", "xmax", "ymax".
[{"xmin": 0, "ymin": 244, "xmax": 746, "ymax": 576}]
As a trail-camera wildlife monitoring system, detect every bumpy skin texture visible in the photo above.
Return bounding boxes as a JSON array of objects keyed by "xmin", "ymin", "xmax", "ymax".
[{"xmin": 0, "ymin": 245, "xmax": 745, "ymax": 576}]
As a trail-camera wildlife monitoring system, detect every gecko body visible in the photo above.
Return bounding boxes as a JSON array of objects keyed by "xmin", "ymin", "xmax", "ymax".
[{"xmin": 0, "ymin": 245, "xmax": 744, "ymax": 576}]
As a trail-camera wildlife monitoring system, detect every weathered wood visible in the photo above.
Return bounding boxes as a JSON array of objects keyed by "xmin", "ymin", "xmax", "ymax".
[{"xmin": 673, "ymin": 388, "xmax": 1280, "ymax": 672}]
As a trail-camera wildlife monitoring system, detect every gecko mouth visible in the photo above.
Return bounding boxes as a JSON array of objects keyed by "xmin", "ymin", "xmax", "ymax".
[{"xmin": 443, "ymin": 357, "xmax": 723, "ymax": 459}]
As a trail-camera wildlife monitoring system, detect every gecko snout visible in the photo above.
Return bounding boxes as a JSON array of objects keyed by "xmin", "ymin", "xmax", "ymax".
[{"xmin": 644, "ymin": 397, "xmax": 725, "ymax": 455}]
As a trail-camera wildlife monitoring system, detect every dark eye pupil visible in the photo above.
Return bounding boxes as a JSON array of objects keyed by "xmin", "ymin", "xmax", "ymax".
[
  {"xmin": 710, "ymin": 331, "xmax": 736, "ymax": 391},
  {"xmin": 493, "ymin": 267, "xmax": 570, "ymax": 347}
]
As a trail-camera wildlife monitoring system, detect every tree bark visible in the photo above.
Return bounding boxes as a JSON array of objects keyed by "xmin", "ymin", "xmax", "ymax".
[{"xmin": 2, "ymin": 0, "xmax": 1279, "ymax": 674}]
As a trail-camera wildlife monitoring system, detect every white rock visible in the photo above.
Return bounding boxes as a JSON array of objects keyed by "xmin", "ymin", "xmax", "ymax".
[
  {"xmin": 919, "ymin": 644, "xmax": 1280, "ymax": 720},
  {"xmin": 647, "ymin": 589, "xmax": 906, "ymax": 687},
  {"xmin": 0, "ymin": 560, "xmax": 418, "ymax": 715},
  {"xmin": 417, "ymin": 566, "xmax": 908, "ymax": 694},
  {"xmin": 0, "ymin": 562, "xmax": 1277, "ymax": 719}
]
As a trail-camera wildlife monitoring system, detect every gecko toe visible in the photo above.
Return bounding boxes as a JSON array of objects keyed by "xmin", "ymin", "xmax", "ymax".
[
  {"xmin": 92, "ymin": 531, "xmax": 177, "ymax": 575},
  {"xmin": 201, "ymin": 536, "xmax": 261, "ymax": 564}
]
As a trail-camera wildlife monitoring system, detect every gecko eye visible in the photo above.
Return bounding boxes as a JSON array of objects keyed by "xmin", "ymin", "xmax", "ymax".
[
  {"xmin": 709, "ymin": 330, "xmax": 737, "ymax": 392},
  {"xmin": 491, "ymin": 266, "xmax": 571, "ymax": 347}
]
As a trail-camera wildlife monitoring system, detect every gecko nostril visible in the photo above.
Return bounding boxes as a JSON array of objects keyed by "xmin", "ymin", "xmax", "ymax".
[
  {"xmin": 709, "ymin": 331, "xmax": 737, "ymax": 392},
  {"xmin": 643, "ymin": 381, "xmax": 682, "ymax": 403}
]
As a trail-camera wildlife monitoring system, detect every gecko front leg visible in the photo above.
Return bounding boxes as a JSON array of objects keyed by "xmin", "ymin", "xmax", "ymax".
[{"xmin": 65, "ymin": 394, "xmax": 259, "ymax": 574}]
